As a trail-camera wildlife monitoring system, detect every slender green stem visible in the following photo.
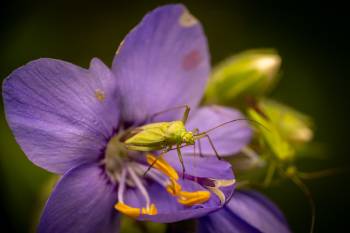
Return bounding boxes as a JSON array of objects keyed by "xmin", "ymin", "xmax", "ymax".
[
  {"xmin": 263, "ymin": 162, "xmax": 276, "ymax": 187},
  {"xmin": 290, "ymin": 176, "xmax": 315, "ymax": 233},
  {"xmin": 297, "ymin": 168, "xmax": 345, "ymax": 180}
]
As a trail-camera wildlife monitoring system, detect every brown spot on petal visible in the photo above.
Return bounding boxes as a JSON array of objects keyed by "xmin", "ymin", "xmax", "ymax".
[
  {"xmin": 95, "ymin": 89, "xmax": 105, "ymax": 102},
  {"xmin": 182, "ymin": 50, "xmax": 202, "ymax": 71},
  {"xmin": 179, "ymin": 9, "xmax": 198, "ymax": 27}
]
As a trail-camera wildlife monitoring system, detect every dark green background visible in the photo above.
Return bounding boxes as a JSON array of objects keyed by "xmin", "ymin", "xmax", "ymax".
[{"xmin": 1, "ymin": 0, "xmax": 349, "ymax": 232}]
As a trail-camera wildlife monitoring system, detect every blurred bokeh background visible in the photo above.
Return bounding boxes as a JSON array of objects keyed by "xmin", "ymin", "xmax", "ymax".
[{"xmin": 1, "ymin": 0, "xmax": 349, "ymax": 232}]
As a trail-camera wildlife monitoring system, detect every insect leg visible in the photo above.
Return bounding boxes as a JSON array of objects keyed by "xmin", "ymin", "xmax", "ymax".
[
  {"xmin": 193, "ymin": 128, "xmax": 203, "ymax": 157},
  {"xmin": 193, "ymin": 141, "xmax": 196, "ymax": 157},
  {"xmin": 198, "ymin": 138, "xmax": 203, "ymax": 157},
  {"xmin": 176, "ymin": 145, "xmax": 186, "ymax": 179},
  {"xmin": 203, "ymin": 133, "xmax": 222, "ymax": 160},
  {"xmin": 181, "ymin": 105, "xmax": 190, "ymax": 124},
  {"xmin": 148, "ymin": 105, "xmax": 190, "ymax": 122},
  {"xmin": 143, "ymin": 149, "xmax": 169, "ymax": 177}
]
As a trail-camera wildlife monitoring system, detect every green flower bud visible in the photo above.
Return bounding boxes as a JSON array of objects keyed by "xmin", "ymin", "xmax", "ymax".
[
  {"xmin": 205, "ymin": 49, "xmax": 281, "ymax": 105},
  {"xmin": 259, "ymin": 99, "xmax": 313, "ymax": 144},
  {"xmin": 248, "ymin": 107, "xmax": 295, "ymax": 161},
  {"xmin": 247, "ymin": 99, "xmax": 314, "ymax": 161}
]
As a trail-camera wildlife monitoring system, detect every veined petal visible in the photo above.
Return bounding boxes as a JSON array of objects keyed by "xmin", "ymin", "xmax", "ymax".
[
  {"xmin": 3, "ymin": 58, "xmax": 119, "ymax": 173},
  {"xmin": 184, "ymin": 106, "xmax": 252, "ymax": 156},
  {"xmin": 164, "ymin": 154, "xmax": 235, "ymax": 207},
  {"xmin": 112, "ymin": 4, "xmax": 210, "ymax": 123},
  {"xmin": 38, "ymin": 164, "xmax": 119, "ymax": 233},
  {"xmin": 164, "ymin": 153, "xmax": 234, "ymax": 180},
  {"xmin": 197, "ymin": 191, "xmax": 291, "ymax": 233}
]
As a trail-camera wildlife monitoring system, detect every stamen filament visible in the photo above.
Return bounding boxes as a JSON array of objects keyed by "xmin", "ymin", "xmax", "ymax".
[
  {"xmin": 115, "ymin": 166, "xmax": 158, "ymax": 218},
  {"xmin": 117, "ymin": 168, "xmax": 127, "ymax": 203},
  {"xmin": 127, "ymin": 166, "xmax": 151, "ymax": 209}
]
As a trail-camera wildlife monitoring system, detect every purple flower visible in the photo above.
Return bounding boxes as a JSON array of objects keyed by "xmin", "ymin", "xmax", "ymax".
[
  {"xmin": 2, "ymin": 4, "xmax": 252, "ymax": 233},
  {"xmin": 197, "ymin": 191, "xmax": 291, "ymax": 233}
]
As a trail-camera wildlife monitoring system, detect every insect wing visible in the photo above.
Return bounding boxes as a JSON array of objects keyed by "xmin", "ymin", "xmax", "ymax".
[{"xmin": 124, "ymin": 122, "xmax": 170, "ymax": 147}]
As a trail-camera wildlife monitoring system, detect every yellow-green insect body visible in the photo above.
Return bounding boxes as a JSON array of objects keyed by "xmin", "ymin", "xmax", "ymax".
[
  {"xmin": 124, "ymin": 120, "xmax": 195, "ymax": 152},
  {"xmin": 121, "ymin": 106, "xmax": 215, "ymax": 176}
]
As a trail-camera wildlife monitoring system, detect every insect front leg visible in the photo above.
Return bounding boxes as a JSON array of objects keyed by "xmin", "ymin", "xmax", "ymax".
[
  {"xmin": 143, "ymin": 148, "xmax": 170, "ymax": 176},
  {"xmin": 176, "ymin": 145, "xmax": 186, "ymax": 179},
  {"xmin": 193, "ymin": 128, "xmax": 203, "ymax": 157},
  {"xmin": 197, "ymin": 133, "xmax": 222, "ymax": 160}
]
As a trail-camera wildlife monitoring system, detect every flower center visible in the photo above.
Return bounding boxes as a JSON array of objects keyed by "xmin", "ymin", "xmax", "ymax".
[
  {"xmin": 103, "ymin": 131, "xmax": 234, "ymax": 219},
  {"xmin": 104, "ymin": 133, "xmax": 158, "ymax": 217}
]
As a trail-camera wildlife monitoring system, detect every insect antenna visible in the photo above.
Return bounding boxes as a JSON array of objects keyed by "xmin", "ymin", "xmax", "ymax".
[
  {"xmin": 200, "ymin": 118, "xmax": 270, "ymax": 135},
  {"xmin": 192, "ymin": 119, "xmax": 268, "ymax": 160}
]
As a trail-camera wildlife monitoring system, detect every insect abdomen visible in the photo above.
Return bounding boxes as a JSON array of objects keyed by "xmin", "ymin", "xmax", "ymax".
[{"xmin": 124, "ymin": 122, "xmax": 170, "ymax": 147}]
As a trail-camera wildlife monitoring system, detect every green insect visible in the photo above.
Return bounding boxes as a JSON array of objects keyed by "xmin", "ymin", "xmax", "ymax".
[{"xmin": 120, "ymin": 105, "xmax": 245, "ymax": 176}]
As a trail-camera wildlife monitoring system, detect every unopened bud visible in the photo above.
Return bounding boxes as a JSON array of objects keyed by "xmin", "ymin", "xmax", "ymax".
[
  {"xmin": 247, "ymin": 106, "xmax": 294, "ymax": 161},
  {"xmin": 260, "ymin": 99, "xmax": 313, "ymax": 144},
  {"xmin": 205, "ymin": 49, "xmax": 281, "ymax": 105}
]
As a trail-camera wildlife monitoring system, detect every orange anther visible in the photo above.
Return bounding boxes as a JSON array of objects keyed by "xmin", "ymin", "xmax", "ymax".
[{"xmin": 146, "ymin": 154, "xmax": 179, "ymax": 180}]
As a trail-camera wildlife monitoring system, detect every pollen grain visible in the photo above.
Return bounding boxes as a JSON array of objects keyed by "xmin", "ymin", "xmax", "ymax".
[{"xmin": 95, "ymin": 89, "xmax": 105, "ymax": 102}]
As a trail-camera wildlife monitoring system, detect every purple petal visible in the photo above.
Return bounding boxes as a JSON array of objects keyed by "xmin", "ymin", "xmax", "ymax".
[
  {"xmin": 198, "ymin": 191, "xmax": 291, "ymax": 233},
  {"xmin": 123, "ymin": 179, "xmax": 221, "ymax": 223},
  {"xmin": 112, "ymin": 4, "xmax": 210, "ymax": 123},
  {"xmin": 164, "ymin": 153, "xmax": 234, "ymax": 180},
  {"xmin": 3, "ymin": 58, "xmax": 119, "ymax": 173},
  {"xmin": 184, "ymin": 106, "xmax": 252, "ymax": 157},
  {"xmin": 38, "ymin": 163, "xmax": 119, "ymax": 233},
  {"xmin": 134, "ymin": 155, "xmax": 235, "ymax": 222}
]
